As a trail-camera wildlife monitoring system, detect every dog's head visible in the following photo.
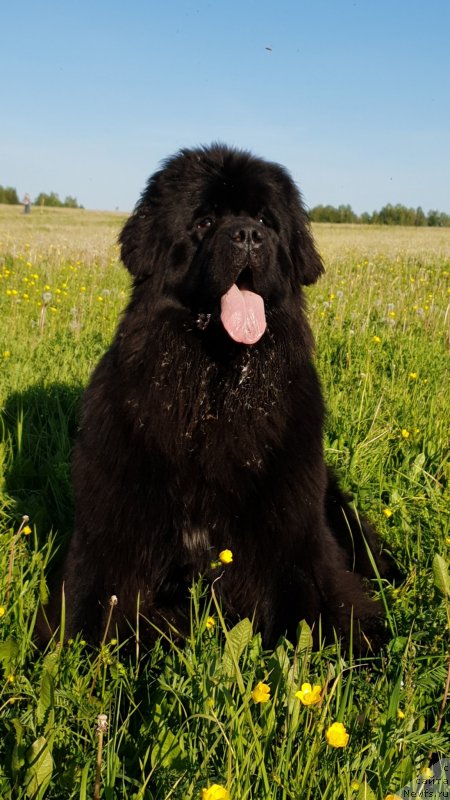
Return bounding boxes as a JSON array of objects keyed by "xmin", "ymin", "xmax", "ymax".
[{"xmin": 120, "ymin": 144, "xmax": 324, "ymax": 345}]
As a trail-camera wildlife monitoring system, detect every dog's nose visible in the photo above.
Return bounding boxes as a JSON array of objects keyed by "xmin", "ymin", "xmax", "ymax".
[{"xmin": 230, "ymin": 225, "xmax": 264, "ymax": 250}]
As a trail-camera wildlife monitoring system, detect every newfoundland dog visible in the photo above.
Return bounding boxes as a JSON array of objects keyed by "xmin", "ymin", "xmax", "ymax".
[{"xmin": 46, "ymin": 144, "xmax": 395, "ymax": 649}]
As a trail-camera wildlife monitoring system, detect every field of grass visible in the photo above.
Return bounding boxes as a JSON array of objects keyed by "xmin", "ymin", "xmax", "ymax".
[{"xmin": 0, "ymin": 205, "xmax": 449, "ymax": 799}]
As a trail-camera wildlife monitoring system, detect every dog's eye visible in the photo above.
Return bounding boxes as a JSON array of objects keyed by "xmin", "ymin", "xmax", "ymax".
[
  {"xmin": 196, "ymin": 217, "xmax": 213, "ymax": 230},
  {"xmin": 258, "ymin": 214, "xmax": 267, "ymax": 226}
]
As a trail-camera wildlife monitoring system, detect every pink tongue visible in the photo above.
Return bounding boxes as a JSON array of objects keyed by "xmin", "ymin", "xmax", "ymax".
[{"xmin": 220, "ymin": 284, "xmax": 267, "ymax": 345}]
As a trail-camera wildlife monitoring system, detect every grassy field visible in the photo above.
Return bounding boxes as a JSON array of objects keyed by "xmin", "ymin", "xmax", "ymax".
[{"xmin": 0, "ymin": 205, "xmax": 449, "ymax": 799}]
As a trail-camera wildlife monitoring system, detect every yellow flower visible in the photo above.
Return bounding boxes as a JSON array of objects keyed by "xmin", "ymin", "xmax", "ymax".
[
  {"xmin": 295, "ymin": 682, "xmax": 322, "ymax": 705},
  {"xmin": 384, "ymin": 795, "xmax": 402, "ymax": 800},
  {"xmin": 2, "ymin": 351, "xmax": 10, "ymax": 359},
  {"xmin": 218, "ymin": 549, "xmax": 233, "ymax": 565},
  {"xmin": 397, "ymin": 708, "xmax": 405, "ymax": 719},
  {"xmin": 409, "ymin": 372, "xmax": 417, "ymax": 380},
  {"xmin": 401, "ymin": 429, "xmax": 410, "ymax": 439},
  {"xmin": 372, "ymin": 335, "xmax": 381, "ymax": 344},
  {"xmin": 201, "ymin": 784, "xmax": 229, "ymax": 800},
  {"xmin": 251, "ymin": 681, "xmax": 271, "ymax": 704},
  {"xmin": 351, "ymin": 781, "xmax": 360, "ymax": 791},
  {"xmin": 325, "ymin": 721, "xmax": 349, "ymax": 748},
  {"xmin": 383, "ymin": 508, "xmax": 393, "ymax": 518},
  {"xmin": 0, "ymin": 606, "xmax": 5, "ymax": 618},
  {"xmin": 7, "ymin": 674, "xmax": 15, "ymax": 683},
  {"xmin": 420, "ymin": 767, "xmax": 434, "ymax": 780},
  {"xmin": 205, "ymin": 616, "xmax": 215, "ymax": 630},
  {"xmin": 23, "ymin": 525, "xmax": 32, "ymax": 535}
]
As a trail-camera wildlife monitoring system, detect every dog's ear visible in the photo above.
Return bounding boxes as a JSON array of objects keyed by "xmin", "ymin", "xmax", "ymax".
[
  {"xmin": 291, "ymin": 209, "xmax": 324, "ymax": 286},
  {"xmin": 119, "ymin": 205, "xmax": 155, "ymax": 277}
]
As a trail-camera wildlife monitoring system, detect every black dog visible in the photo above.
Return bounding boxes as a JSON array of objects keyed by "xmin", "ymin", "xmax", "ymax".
[{"xmin": 45, "ymin": 145, "xmax": 395, "ymax": 648}]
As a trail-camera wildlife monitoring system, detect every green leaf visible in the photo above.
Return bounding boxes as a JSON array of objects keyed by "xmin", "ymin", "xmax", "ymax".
[
  {"xmin": 37, "ymin": 671, "xmax": 54, "ymax": 726},
  {"xmin": 297, "ymin": 620, "xmax": 313, "ymax": 652},
  {"xmin": 432, "ymin": 554, "xmax": 450, "ymax": 597},
  {"xmin": 0, "ymin": 637, "xmax": 19, "ymax": 671},
  {"xmin": 79, "ymin": 763, "xmax": 90, "ymax": 800},
  {"xmin": 42, "ymin": 651, "xmax": 59, "ymax": 677},
  {"xmin": 24, "ymin": 736, "xmax": 53, "ymax": 799},
  {"xmin": 222, "ymin": 618, "xmax": 253, "ymax": 678},
  {"xmin": 151, "ymin": 729, "xmax": 186, "ymax": 770},
  {"xmin": 357, "ymin": 782, "xmax": 377, "ymax": 800},
  {"xmin": 10, "ymin": 718, "xmax": 26, "ymax": 781},
  {"xmin": 410, "ymin": 451, "xmax": 425, "ymax": 478},
  {"xmin": 39, "ymin": 572, "xmax": 49, "ymax": 606}
]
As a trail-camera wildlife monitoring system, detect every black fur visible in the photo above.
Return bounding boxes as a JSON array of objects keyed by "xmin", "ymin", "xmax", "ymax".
[{"xmin": 44, "ymin": 145, "xmax": 395, "ymax": 648}]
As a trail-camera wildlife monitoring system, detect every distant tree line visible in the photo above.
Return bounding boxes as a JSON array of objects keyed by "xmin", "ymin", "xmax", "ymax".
[
  {"xmin": 0, "ymin": 185, "xmax": 83, "ymax": 208},
  {"xmin": 309, "ymin": 203, "xmax": 450, "ymax": 227}
]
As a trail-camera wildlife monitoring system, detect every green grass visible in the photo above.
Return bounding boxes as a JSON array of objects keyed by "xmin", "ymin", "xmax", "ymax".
[{"xmin": 0, "ymin": 206, "xmax": 449, "ymax": 799}]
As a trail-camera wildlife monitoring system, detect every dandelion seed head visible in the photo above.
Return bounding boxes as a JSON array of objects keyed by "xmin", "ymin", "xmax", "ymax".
[{"xmin": 96, "ymin": 713, "xmax": 108, "ymax": 734}]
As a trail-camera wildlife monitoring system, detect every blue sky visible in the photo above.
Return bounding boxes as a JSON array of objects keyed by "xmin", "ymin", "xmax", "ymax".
[{"xmin": 2, "ymin": 0, "xmax": 449, "ymax": 213}]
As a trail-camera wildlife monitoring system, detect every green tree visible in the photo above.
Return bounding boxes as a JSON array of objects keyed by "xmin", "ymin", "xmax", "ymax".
[
  {"xmin": 0, "ymin": 185, "xmax": 20, "ymax": 204},
  {"xmin": 34, "ymin": 191, "xmax": 63, "ymax": 207},
  {"xmin": 63, "ymin": 195, "xmax": 82, "ymax": 208}
]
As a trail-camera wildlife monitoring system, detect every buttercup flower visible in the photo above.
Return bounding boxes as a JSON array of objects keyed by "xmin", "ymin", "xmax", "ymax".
[
  {"xmin": 201, "ymin": 784, "xmax": 229, "ymax": 800},
  {"xmin": 251, "ymin": 681, "xmax": 271, "ymax": 704},
  {"xmin": 420, "ymin": 767, "xmax": 434, "ymax": 780},
  {"xmin": 218, "ymin": 549, "xmax": 233, "ymax": 565},
  {"xmin": 383, "ymin": 508, "xmax": 393, "ymax": 518},
  {"xmin": 295, "ymin": 682, "xmax": 322, "ymax": 705},
  {"xmin": 0, "ymin": 606, "xmax": 5, "ymax": 618},
  {"xmin": 23, "ymin": 525, "xmax": 32, "ymax": 535},
  {"xmin": 397, "ymin": 708, "xmax": 405, "ymax": 719},
  {"xmin": 401, "ymin": 429, "xmax": 410, "ymax": 439},
  {"xmin": 372, "ymin": 335, "xmax": 381, "ymax": 344},
  {"xmin": 325, "ymin": 721, "xmax": 349, "ymax": 748},
  {"xmin": 205, "ymin": 616, "xmax": 215, "ymax": 630},
  {"xmin": 409, "ymin": 372, "xmax": 417, "ymax": 380}
]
